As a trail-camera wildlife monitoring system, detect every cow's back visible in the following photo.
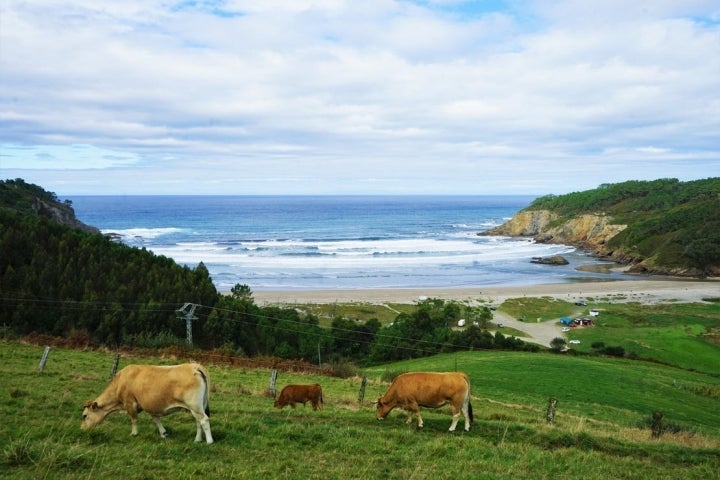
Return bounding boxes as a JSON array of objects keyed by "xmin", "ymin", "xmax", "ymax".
[
  {"xmin": 388, "ymin": 372, "xmax": 469, "ymax": 403},
  {"xmin": 113, "ymin": 363, "xmax": 207, "ymax": 414}
]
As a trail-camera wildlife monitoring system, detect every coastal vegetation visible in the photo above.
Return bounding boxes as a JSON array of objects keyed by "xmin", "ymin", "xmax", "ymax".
[
  {"xmin": 0, "ymin": 179, "xmax": 529, "ymax": 362},
  {"xmin": 2, "ymin": 178, "xmax": 718, "ymax": 371},
  {"xmin": 505, "ymin": 178, "xmax": 720, "ymax": 276}
]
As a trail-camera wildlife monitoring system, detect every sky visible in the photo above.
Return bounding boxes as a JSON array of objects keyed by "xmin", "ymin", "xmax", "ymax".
[{"xmin": 1, "ymin": 0, "xmax": 719, "ymax": 196}]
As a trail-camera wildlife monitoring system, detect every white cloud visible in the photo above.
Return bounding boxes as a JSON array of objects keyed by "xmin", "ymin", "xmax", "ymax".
[
  {"xmin": 1, "ymin": 144, "xmax": 140, "ymax": 169},
  {"xmin": 1, "ymin": 0, "xmax": 718, "ymax": 194}
]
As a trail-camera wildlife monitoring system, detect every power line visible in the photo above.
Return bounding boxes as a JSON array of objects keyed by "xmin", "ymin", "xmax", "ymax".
[{"xmin": 2, "ymin": 294, "xmax": 511, "ymax": 358}]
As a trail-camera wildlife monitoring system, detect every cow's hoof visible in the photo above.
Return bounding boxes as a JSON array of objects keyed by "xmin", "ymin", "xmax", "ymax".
[{"xmin": 161, "ymin": 432, "xmax": 169, "ymax": 438}]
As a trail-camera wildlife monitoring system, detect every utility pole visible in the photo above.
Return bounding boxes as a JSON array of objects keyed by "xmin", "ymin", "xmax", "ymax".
[{"xmin": 176, "ymin": 303, "xmax": 198, "ymax": 346}]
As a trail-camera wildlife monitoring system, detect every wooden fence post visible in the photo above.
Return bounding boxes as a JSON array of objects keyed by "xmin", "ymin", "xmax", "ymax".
[
  {"xmin": 269, "ymin": 369, "xmax": 278, "ymax": 397},
  {"xmin": 38, "ymin": 346, "xmax": 51, "ymax": 372},
  {"xmin": 546, "ymin": 397, "xmax": 558, "ymax": 424},
  {"xmin": 109, "ymin": 352, "xmax": 121, "ymax": 379},
  {"xmin": 651, "ymin": 410, "xmax": 663, "ymax": 438},
  {"xmin": 358, "ymin": 376, "xmax": 367, "ymax": 405}
]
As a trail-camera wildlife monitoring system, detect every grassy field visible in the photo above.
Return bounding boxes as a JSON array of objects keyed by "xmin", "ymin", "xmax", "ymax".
[
  {"xmin": 546, "ymin": 301, "xmax": 720, "ymax": 375},
  {"xmin": 277, "ymin": 301, "xmax": 417, "ymax": 326},
  {"xmin": 2, "ymin": 340, "xmax": 719, "ymax": 479}
]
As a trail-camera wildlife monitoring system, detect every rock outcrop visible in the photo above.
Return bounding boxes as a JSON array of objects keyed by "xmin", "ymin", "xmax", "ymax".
[
  {"xmin": 31, "ymin": 197, "xmax": 100, "ymax": 234},
  {"xmin": 482, "ymin": 210, "xmax": 626, "ymax": 251},
  {"xmin": 530, "ymin": 255, "xmax": 569, "ymax": 265}
]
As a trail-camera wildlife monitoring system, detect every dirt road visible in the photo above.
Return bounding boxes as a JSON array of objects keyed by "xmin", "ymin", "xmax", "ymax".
[{"xmin": 491, "ymin": 310, "xmax": 565, "ymax": 348}]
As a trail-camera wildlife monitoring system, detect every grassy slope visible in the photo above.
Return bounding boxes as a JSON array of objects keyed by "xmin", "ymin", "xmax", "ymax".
[
  {"xmin": 2, "ymin": 341, "xmax": 718, "ymax": 480},
  {"xmin": 555, "ymin": 301, "xmax": 720, "ymax": 375}
]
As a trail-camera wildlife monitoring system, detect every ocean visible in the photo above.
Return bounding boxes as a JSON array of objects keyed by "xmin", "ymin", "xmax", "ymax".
[{"xmin": 67, "ymin": 195, "xmax": 623, "ymax": 292}]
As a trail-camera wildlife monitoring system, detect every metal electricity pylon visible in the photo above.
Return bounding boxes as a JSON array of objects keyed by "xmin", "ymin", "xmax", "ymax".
[{"xmin": 176, "ymin": 303, "xmax": 198, "ymax": 346}]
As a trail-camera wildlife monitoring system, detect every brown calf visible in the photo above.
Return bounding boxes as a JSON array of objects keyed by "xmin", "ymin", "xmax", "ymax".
[{"xmin": 274, "ymin": 383, "xmax": 324, "ymax": 410}]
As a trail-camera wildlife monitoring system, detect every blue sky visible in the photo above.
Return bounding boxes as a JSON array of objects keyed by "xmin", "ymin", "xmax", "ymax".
[{"xmin": 1, "ymin": 1, "xmax": 719, "ymax": 195}]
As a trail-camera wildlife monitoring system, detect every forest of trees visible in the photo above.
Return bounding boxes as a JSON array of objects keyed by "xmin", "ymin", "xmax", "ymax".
[{"xmin": 1, "ymin": 179, "xmax": 531, "ymax": 365}]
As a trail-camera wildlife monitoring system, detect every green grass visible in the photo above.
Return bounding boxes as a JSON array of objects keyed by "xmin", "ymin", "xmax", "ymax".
[
  {"xmin": 556, "ymin": 302, "xmax": 720, "ymax": 375},
  {"xmin": 498, "ymin": 296, "xmax": 581, "ymax": 322},
  {"xmin": 2, "ymin": 341, "xmax": 719, "ymax": 479},
  {"xmin": 278, "ymin": 302, "xmax": 416, "ymax": 326}
]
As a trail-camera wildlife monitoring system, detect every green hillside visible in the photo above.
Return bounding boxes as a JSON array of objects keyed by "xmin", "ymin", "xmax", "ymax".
[
  {"xmin": 2, "ymin": 342, "xmax": 718, "ymax": 479},
  {"xmin": 527, "ymin": 178, "xmax": 720, "ymax": 275}
]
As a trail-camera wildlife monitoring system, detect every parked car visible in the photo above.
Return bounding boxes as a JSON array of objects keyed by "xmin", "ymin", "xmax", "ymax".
[
  {"xmin": 575, "ymin": 301, "xmax": 587, "ymax": 306},
  {"xmin": 569, "ymin": 339, "xmax": 581, "ymax": 344},
  {"xmin": 561, "ymin": 327, "xmax": 570, "ymax": 332},
  {"xmin": 497, "ymin": 323, "xmax": 504, "ymax": 328}
]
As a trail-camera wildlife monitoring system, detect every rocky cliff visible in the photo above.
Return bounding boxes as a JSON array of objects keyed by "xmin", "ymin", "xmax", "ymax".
[
  {"xmin": 31, "ymin": 197, "xmax": 100, "ymax": 234},
  {"xmin": 482, "ymin": 210, "xmax": 626, "ymax": 251},
  {"xmin": 482, "ymin": 179, "xmax": 720, "ymax": 278},
  {"xmin": 482, "ymin": 209, "xmax": 719, "ymax": 277}
]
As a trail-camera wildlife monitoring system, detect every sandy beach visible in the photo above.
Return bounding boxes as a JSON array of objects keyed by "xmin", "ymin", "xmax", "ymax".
[{"xmin": 252, "ymin": 278, "xmax": 719, "ymax": 305}]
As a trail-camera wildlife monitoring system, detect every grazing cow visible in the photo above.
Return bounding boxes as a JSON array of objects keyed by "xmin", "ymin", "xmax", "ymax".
[
  {"xmin": 81, "ymin": 363, "xmax": 213, "ymax": 443},
  {"xmin": 274, "ymin": 383, "xmax": 324, "ymax": 410},
  {"xmin": 375, "ymin": 372, "xmax": 473, "ymax": 431}
]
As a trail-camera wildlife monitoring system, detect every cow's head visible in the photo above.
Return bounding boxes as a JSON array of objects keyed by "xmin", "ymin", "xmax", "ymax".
[
  {"xmin": 374, "ymin": 397, "xmax": 392, "ymax": 420},
  {"xmin": 81, "ymin": 400, "xmax": 105, "ymax": 430}
]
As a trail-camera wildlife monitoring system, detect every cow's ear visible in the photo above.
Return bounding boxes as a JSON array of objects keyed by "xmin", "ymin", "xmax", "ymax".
[{"xmin": 90, "ymin": 401, "xmax": 99, "ymax": 410}]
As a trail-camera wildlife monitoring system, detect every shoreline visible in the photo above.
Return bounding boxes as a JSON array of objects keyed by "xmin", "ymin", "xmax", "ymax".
[{"xmin": 251, "ymin": 278, "xmax": 719, "ymax": 305}]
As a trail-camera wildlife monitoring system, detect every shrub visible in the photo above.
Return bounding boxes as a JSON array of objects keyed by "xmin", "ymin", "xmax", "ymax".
[{"xmin": 600, "ymin": 345, "xmax": 626, "ymax": 357}]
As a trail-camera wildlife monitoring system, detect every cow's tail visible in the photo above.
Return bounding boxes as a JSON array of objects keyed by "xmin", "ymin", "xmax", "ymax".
[
  {"xmin": 465, "ymin": 375, "xmax": 473, "ymax": 424},
  {"xmin": 197, "ymin": 366, "xmax": 211, "ymax": 417}
]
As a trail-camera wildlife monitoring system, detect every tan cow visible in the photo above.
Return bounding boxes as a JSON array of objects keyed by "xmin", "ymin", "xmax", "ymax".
[
  {"xmin": 274, "ymin": 383, "xmax": 324, "ymax": 410},
  {"xmin": 375, "ymin": 372, "xmax": 473, "ymax": 431},
  {"xmin": 81, "ymin": 363, "xmax": 213, "ymax": 443}
]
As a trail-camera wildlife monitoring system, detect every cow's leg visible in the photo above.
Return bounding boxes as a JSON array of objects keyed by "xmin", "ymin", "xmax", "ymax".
[
  {"xmin": 190, "ymin": 411, "xmax": 214, "ymax": 444},
  {"xmin": 407, "ymin": 403, "xmax": 423, "ymax": 428},
  {"xmin": 416, "ymin": 411, "xmax": 424, "ymax": 428},
  {"xmin": 128, "ymin": 411, "xmax": 139, "ymax": 436},
  {"xmin": 448, "ymin": 410, "xmax": 461, "ymax": 431},
  {"xmin": 151, "ymin": 416, "xmax": 169, "ymax": 438},
  {"xmin": 462, "ymin": 403, "xmax": 471, "ymax": 432},
  {"xmin": 311, "ymin": 400, "xmax": 318, "ymax": 411}
]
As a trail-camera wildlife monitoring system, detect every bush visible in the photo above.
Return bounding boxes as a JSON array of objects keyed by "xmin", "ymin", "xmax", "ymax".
[
  {"xmin": 122, "ymin": 330, "xmax": 186, "ymax": 349},
  {"xmin": 329, "ymin": 361, "xmax": 360, "ymax": 379},
  {"xmin": 600, "ymin": 345, "xmax": 626, "ymax": 357},
  {"xmin": 550, "ymin": 337, "xmax": 566, "ymax": 352}
]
